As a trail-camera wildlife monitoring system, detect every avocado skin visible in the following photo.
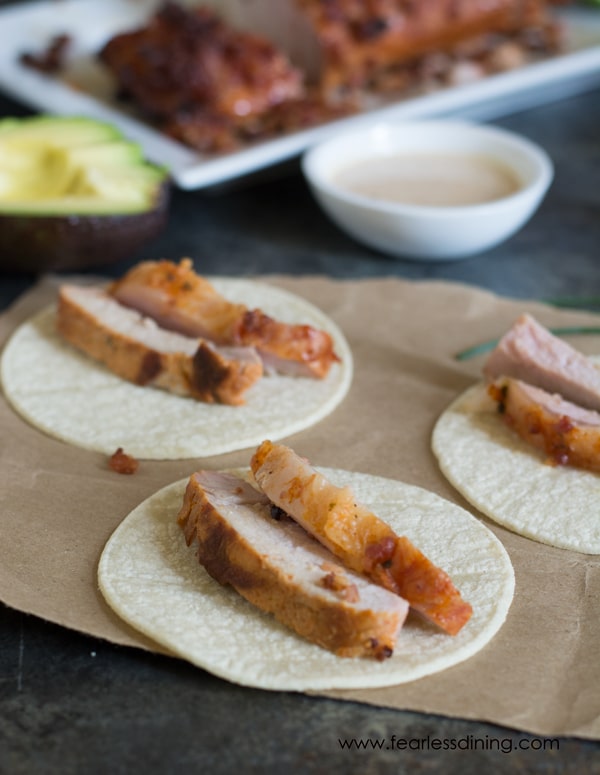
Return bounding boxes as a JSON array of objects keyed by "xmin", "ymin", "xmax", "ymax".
[
  {"xmin": 0, "ymin": 115, "xmax": 171, "ymax": 273},
  {"xmin": 0, "ymin": 182, "xmax": 170, "ymax": 274}
]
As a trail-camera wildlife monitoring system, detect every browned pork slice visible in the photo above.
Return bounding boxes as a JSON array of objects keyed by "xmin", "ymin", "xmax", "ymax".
[
  {"xmin": 205, "ymin": 0, "xmax": 559, "ymax": 93},
  {"xmin": 57, "ymin": 285, "xmax": 263, "ymax": 405},
  {"xmin": 250, "ymin": 441, "xmax": 472, "ymax": 635},
  {"xmin": 489, "ymin": 377, "xmax": 600, "ymax": 474},
  {"xmin": 99, "ymin": 2, "xmax": 304, "ymax": 122},
  {"xmin": 484, "ymin": 313, "xmax": 600, "ymax": 412},
  {"xmin": 110, "ymin": 259, "xmax": 340, "ymax": 378},
  {"xmin": 177, "ymin": 470, "xmax": 409, "ymax": 659}
]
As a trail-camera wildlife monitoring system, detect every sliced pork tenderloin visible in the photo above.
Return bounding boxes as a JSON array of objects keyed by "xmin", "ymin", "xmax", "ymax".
[
  {"xmin": 203, "ymin": 0, "xmax": 556, "ymax": 94},
  {"xmin": 483, "ymin": 313, "xmax": 600, "ymax": 412},
  {"xmin": 57, "ymin": 285, "xmax": 263, "ymax": 405},
  {"xmin": 489, "ymin": 377, "xmax": 600, "ymax": 474},
  {"xmin": 177, "ymin": 470, "xmax": 408, "ymax": 659},
  {"xmin": 250, "ymin": 440, "xmax": 472, "ymax": 635},
  {"xmin": 110, "ymin": 259, "xmax": 340, "ymax": 378}
]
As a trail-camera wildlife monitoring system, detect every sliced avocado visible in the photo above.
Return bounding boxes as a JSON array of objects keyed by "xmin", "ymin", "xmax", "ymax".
[
  {"xmin": 0, "ymin": 115, "xmax": 170, "ymax": 273},
  {"xmin": 67, "ymin": 140, "xmax": 145, "ymax": 166},
  {"xmin": 0, "ymin": 115, "xmax": 168, "ymax": 213},
  {"xmin": 0, "ymin": 115, "xmax": 121, "ymax": 149},
  {"xmin": 0, "ymin": 161, "xmax": 168, "ymax": 215}
]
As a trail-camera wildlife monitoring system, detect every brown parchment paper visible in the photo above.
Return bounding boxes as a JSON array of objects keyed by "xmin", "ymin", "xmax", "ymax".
[{"xmin": 1, "ymin": 275, "xmax": 599, "ymax": 740}]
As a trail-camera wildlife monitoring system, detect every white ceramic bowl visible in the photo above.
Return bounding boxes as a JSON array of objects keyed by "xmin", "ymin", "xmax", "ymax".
[{"xmin": 301, "ymin": 120, "xmax": 553, "ymax": 261}]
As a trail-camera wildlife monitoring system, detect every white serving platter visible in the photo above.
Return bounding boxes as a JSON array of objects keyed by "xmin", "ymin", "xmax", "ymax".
[{"xmin": 1, "ymin": 0, "xmax": 599, "ymax": 190}]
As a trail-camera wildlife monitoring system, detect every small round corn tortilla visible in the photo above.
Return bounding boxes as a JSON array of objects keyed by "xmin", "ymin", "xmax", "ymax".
[
  {"xmin": 98, "ymin": 467, "xmax": 514, "ymax": 691},
  {"xmin": 0, "ymin": 279, "xmax": 352, "ymax": 460},
  {"xmin": 432, "ymin": 383, "xmax": 600, "ymax": 554}
]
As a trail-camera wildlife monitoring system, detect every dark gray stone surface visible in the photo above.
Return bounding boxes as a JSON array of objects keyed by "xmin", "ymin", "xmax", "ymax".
[{"xmin": 1, "ymin": 1, "xmax": 600, "ymax": 770}]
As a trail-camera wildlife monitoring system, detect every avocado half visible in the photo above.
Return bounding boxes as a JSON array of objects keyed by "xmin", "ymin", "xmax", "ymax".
[{"xmin": 0, "ymin": 115, "xmax": 170, "ymax": 273}]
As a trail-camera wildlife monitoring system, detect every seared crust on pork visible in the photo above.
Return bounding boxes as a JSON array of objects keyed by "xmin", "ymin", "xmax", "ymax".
[
  {"xmin": 57, "ymin": 285, "xmax": 263, "ymax": 405},
  {"xmin": 97, "ymin": 1, "xmax": 564, "ymax": 152},
  {"xmin": 99, "ymin": 2, "xmax": 304, "ymax": 121},
  {"xmin": 298, "ymin": 0, "xmax": 558, "ymax": 93},
  {"xmin": 489, "ymin": 377, "xmax": 600, "ymax": 473},
  {"xmin": 251, "ymin": 440, "xmax": 472, "ymax": 635},
  {"xmin": 177, "ymin": 470, "xmax": 408, "ymax": 659},
  {"xmin": 110, "ymin": 259, "xmax": 340, "ymax": 378}
]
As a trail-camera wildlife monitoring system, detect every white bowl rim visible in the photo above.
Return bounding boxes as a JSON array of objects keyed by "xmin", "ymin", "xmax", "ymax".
[{"xmin": 301, "ymin": 119, "xmax": 554, "ymax": 219}]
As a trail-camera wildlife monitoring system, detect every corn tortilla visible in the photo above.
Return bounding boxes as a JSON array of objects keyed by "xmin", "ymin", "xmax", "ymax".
[
  {"xmin": 0, "ymin": 279, "xmax": 352, "ymax": 460},
  {"xmin": 432, "ymin": 383, "xmax": 600, "ymax": 554},
  {"xmin": 98, "ymin": 466, "xmax": 514, "ymax": 691}
]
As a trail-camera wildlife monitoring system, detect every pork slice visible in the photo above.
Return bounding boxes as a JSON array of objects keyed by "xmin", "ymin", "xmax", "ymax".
[
  {"xmin": 202, "ymin": 0, "xmax": 553, "ymax": 93},
  {"xmin": 99, "ymin": 3, "xmax": 304, "ymax": 121},
  {"xmin": 234, "ymin": 307, "xmax": 340, "ymax": 379},
  {"xmin": 489, "ymin": 377, "xmax": 600, "ymax": 473},
  {"xmin": 109, "ymin": 260, "xmax": 245, "ymax": 344},
  {"xmin": 110, "ymin": 259, "xmax": 340, "ymax": 379},
  {"xmin": 200, "ymin": 0, "xmax": 324, "ymax": 83},
  {"xmin": 483, "ymin": 313, "xmax": 600, "ymax": 412},
  {"xmin": 250, "ymin": 441, "xmax": 472, "ymax": 635},
  {"xmin": 177, "ymin": 470, "xmax": 408, "ymax": 659},
  {"xmin": 57, "ymin": 285, "xmax": 263, "ymax": 405}
]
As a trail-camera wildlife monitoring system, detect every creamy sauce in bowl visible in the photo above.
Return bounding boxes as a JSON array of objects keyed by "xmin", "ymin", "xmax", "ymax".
[{"xmin": 333, "ymin": 153, "xmax": 522, "ymax": 207}]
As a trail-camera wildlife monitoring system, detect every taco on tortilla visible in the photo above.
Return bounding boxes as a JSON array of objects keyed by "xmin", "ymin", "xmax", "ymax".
[
  {"xmin": 433, "ymin": 314, "xmax": 600, "ymax": 554},
  {"xmin": 0, "ymin": 262, "xmax": 352, "ymax": 460},
  {"xmin": 98, "ymin": 443, "xmax": 514, "ymax": 691}
]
